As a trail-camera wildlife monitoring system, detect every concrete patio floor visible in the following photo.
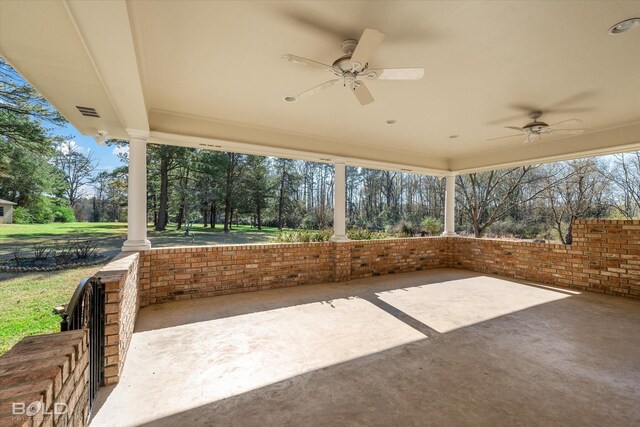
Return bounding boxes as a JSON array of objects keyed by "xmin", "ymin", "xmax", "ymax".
[{"xmin": 91, "ymin": 268, "xmax": 640, "ymax": 427}]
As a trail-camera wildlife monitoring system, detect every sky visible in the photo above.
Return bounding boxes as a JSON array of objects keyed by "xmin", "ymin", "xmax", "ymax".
[
  {"xmin": 4, "ymin": 58, "xmax": 128, "ymax": 173},
  {"xmin": 52, "ymin": 122, "xmax": 127, "ymax": 173}
]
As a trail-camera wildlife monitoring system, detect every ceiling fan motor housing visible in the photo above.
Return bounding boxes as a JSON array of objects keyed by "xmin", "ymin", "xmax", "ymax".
[
  {"xmin": 341, "ymin": 39, "xmax": 358, "ymax": 55},
  {"xmin": 523, "ymin": 120, "xmax": 549, "ymax": 133}
]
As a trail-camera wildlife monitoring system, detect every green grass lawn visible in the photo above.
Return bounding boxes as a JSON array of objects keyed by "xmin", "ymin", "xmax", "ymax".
[
  {"xmin": 0, "ymin": 222, "xmax": 283, "ymax": 260},
  {"xmin": 0, "ymin": 222, "xmax": 128, "ymax": 240},
  {"xmin": 148, "ymin": 223, "xmax": 283, "ymax": 246},
  {"xmin": 0, "ymin": 264, "xmax": 105, "ymax": 355}
]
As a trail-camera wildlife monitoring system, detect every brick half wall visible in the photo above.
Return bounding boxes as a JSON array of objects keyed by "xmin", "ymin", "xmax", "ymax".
[
  {"xmin": 138, "ymin": 220, "xmax": 640, "ymax": 305},
  {"xmin": 0, "ymin": 330, "xmax": 89, "ymax": 427},
  {"xmin": 452, "ymin": 219, "xmax": 640, "ymax": 298},
  {"xmin": 138, "ymin": 237, "xmax": 455, "ymax": 307},
  {"xmin": 139, "ymin": 243, "xmax": 337, "ymax": 306},
  {"xmin": 96, "ymin": 252, "xmax": 140, "ymax": 385},
  {"xmin": 349, "ymin": 237, "xmax": 453, "ymax": 279}
]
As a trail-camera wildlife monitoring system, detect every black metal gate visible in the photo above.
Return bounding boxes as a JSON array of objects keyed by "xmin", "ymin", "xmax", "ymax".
[{"xmin": 60, "ymin": 276, "xmax": 105, "ymax": 415}]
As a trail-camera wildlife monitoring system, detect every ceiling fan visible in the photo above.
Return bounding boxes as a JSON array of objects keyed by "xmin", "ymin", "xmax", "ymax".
[
  {"xmin": 282, "ymin": 28, "xmax": 424, "ymax": 106},
  {"xmin": 487, "ymin": 111, "xmax": 586, "ymax": 144}
]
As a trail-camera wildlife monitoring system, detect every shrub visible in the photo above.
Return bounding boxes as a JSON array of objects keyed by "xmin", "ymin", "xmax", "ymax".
[
  {"xmin": 347, "ymin": 228, "xmax": 388, "ymax": 240},
  {"xmin": 53, "ymin": 205, "xmax": 76, "ymax": 223},
  {"xmin": 485, "ymin": 218, "xmax": 543, "ymax": 239},
  {"xmin": 12, "ymin": 207, "xmax": 33, "ymax": 224},
  {"xmin": 29, "ymin": 197, "xmax": 55, "ymax": 224},
  {"xmin": 71, "ymin": 240, "xmax": 98, "ymax": 259},
  {"xmin": 420, "ymin": 217, "xmax": 443, "ymax": 236},
  {"xmin": 274, "ymin": 229, "xmax": 332, "ymax": 243},
  {"xmin": 53, "ymin": 242, "xmax": 74, "ymax": 266},
  {"xmin": 32, "ymin": 243, "xmax": 51, "ymax": 260},
  {"xmin": 387, "ymin": 220, "xmax": 417, "ymax": 237}
]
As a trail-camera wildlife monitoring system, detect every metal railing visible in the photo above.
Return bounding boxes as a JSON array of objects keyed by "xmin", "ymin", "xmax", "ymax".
[{"xmin": 60, "ymin": 276, "xmax": 105, "ymax": 416}]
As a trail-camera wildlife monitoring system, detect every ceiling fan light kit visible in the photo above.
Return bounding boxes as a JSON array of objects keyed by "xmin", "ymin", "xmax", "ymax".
[{"xmin": 282, "ymin": 28, "xmax": 424, "ymax": 106}]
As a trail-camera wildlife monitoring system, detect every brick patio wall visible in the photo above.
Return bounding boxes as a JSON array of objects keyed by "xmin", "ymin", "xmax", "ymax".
[
  {"xmin": 96, "ymin": 252, "xmax": 140, "ymax": 385},
  {"xmin": 138, "ymin": 243, "xmax": 336, "ymax": 306},
  {"xmin": 138, "ymin": 237, "xmax": 453, "ymax": 306},
  {"xmin": 0, "ymin": 330, "xmax": 89, "ymax": 427},
  {"xmin": 349, "ymin": 237, "xmax": 453, "ymax": 279},
  {"xmin": 451, "ymin": 219, "xmax": 640, "ymax": 298},
  {"xmin": 138, "ymin": 220, "xmax": 639, "ymax": 304}
]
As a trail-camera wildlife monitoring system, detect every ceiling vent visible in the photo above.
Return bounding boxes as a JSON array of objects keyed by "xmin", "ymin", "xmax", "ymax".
[{"xmin": 76, "ymin": 106, "xmax": 100, "ymax": 118}]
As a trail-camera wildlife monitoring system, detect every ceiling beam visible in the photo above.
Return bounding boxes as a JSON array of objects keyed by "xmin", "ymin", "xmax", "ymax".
[
  {"xmin": 148, "ymin": 109, "xmax": 450, "ymax": 175},
  {"xmin": 64, "ymin": 0, "xmax": 149, "ymax": 135},
  {"xmin": 149, "ymin": 130, "xmax": 448, "ymax": 177}
]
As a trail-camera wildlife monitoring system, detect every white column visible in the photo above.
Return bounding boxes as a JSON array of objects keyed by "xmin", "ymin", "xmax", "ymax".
[
  {"xmin": 122, "ymin": 130, "xmax": 151, "ymax": 251},
  {"xmin": 330, "ymin": 161, "xmax": 349, "ymax": 242},
  {"xmin": 442, "ymin": 174, "xmax": 457, "ymax": 236}
]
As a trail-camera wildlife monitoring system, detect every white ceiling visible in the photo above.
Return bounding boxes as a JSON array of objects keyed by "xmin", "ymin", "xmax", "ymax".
[{"xmin": 1, "ymin": 0, "xmax": 640, "ymax": 174}]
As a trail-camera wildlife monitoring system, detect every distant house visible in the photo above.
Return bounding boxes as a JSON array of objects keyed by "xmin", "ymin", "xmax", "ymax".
[{"xmin": 0, "ymin": 199, "xmax": 16, "ymax": 224}]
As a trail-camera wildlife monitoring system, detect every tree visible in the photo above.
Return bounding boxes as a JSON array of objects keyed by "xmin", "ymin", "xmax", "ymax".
[
  {"xmin": 456, "ymin": 166, "xmax": 552, "ymax": 237},
  {"xmin": 610, "ymin": 153, "xmax": 640, "ymax": 218},
  {"xmin": 0, "ymin": 59, "xmax": 67, "ymax": 218},
  {"xmin": 0, "ymin": 59, "xmax": 64, "ymax": 158},
  {"xmin": 147, "ymin": 145, "xmax": 184, "ymax": 231},
  {"xmin": 54, "ymin": 140, "xmax": 98, "ymax": 209},
  {"xmin": 544, "ymin": 159, "xmax": 609, "ymax": 244},
  {"xmin": 274, "ymin": 159, "xmax": 300, "ymax": 230},
  {"xmin": 242, "ymin": 156, "xmax": 273, "ymax": 229},
  {"xmin": 220, "ymin": 152, "xmax": 245, "ymax": 232}
]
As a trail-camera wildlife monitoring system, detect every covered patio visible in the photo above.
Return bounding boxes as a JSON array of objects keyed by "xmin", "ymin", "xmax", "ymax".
[
  {"xmin": 92, "ymin": 269, "xmax": 640, "ymax": 426},
  {"xmin": 1, "ymin": 1, "xmax": 640, "ymax": 426}
]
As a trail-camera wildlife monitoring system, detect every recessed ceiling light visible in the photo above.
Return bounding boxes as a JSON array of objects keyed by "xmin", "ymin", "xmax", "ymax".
[
  {"xmin": 449, "ymin": 135, "xmax": 459, "ymax": 139},
  {"xmin": 284, "ymin": 96, "xmax": 297, "ymax": 102},
  {"xmin": 608, "ymin": 18, "xmax": 640, "ymax": 35},
  {"xmin": 386, "ymin": 119, "xmax": 398, "ymax": 125}
]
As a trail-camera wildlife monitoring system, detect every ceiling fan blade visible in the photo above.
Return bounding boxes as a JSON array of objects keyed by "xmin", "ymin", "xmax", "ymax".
[
  {"xmin": 362, "ymin": 68, "xmax": 424, "ymax": 80},
  {"xmin": 548, "ymin": 118, "xmax": 583, "ymax": 128},
  {"xmin": 349, "ymin": 28, "xmax": 385, "ymax": 72},
  {"xmin": 549, "ymin": 129, "xmax": 586, "ymax": 135},
  {"xmin": 505, "ymin": 126, "xmax": 524, "ymax": 131},
  {"xmin": 296, "ymin": 79, "xmax": 340, "ymax": 100},
  {"xmin": 486, "ymin": 133, "xmax": 524, "ymax": 141},
  {"xmin": 282, "ymin": 54, "xmax": 341, "ymax": 75},
  {"xmin": 353, "ymin": 81, "xmax": 375, "ymax": 105}
]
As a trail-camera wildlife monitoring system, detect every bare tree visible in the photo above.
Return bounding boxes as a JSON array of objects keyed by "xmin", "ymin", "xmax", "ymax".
[
  {"xmin": 54, "ymin": 140, "xmax": 97, "ymax": 208},
  {"xmin": 544, "ymin": 159, "xmax": 609, "ymax": 244},
  {"xmin": 456, "ymin": 166, "xmax": 553, "ymax": 237},
  {"xmin": 609, "ymin": 153, "xmax": 640, "ymax": 218}
]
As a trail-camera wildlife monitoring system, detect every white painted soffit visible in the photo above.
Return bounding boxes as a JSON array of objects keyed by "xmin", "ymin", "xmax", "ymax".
[
  {"xmin": 64, "ymin": 0, "xmax": 149, "ymax": 133},
  {"xmin": 0, "ymin": 0, "xmax": 127, "ymax": 138}
]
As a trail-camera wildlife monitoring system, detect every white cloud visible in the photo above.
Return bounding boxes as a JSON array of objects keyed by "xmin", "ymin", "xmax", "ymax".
[
  {"xmin": 112, "ymin": 145, "xmax": 129, "ymax": 157},
  {"xmin": 57, "ymin": 140, "xmax": 83, "ymax": 155}
]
